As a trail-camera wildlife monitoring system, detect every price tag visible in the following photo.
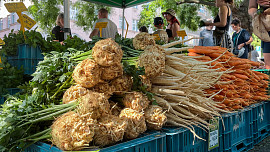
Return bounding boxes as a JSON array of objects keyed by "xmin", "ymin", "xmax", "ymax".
[
  {"xmin": 95, "ymin": 22, "xmax": 108, "ymax": 37},
  {"xmin": 153, "ymin": 34, "xmax": 160, "ymax": 40},
  {"xmin": 177, "ymin": 30, "xmax": 187, "ymax": 40},
  {"xmin": 0, "ymin": 38, "xmax": 5, "ymax": 46},
  {"xmin": 17, "ymin": 14, "xmax": 36, "ymax": 30},
  {"xmin": 4, "ymin": 2, "xmax": 27, "ymax": 13},
  {"xmin": 95, "ymin": 22, "xmax": 108, "ymax": 29},
  {"xmin": 208, "ymin": 117, "xmax": 219, "ymax": 151}
]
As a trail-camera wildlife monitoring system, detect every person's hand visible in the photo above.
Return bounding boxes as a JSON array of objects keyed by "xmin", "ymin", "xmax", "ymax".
[
  {"xmin": 257, "ymin": 0, "xmax": 270, "ymax": 7},
  {"xmin": 238, "ymin": 43, "xmax": 245, "ymax": 50},
  {"xmin": 264, "ymin": 8, "xmax": 270, "ymax": 15},
  {"xmin": 204, "ymin": 22, "xmax": 212, "ymax": 26},
  {"xmin": 60, "ymin": 41, "xmax": 64, "ymax": 45}
]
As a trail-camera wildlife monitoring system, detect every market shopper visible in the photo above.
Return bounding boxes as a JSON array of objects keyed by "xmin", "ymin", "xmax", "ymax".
[
  {"xmin": 52, "ymin": 13, "xmax": 72, "ymax": 44},
  {"xmin": 89, "ymin": 8, "xmax": 118, "ymax": 39},
  {"xmin": 162, "ymin": 9, "xmax": 180, "ymax": 42},
  {"xmin": 139, "ymin": 26, "xmax": 149, "ymax": 33},
  {"xmin": 199, "ymin": 19, "xmax": 214, "ymax": 46},
  {"xmin": 231, "ymin": 19, "xmax": 253, "ymax": 59},
  {"xmin": 249, "ymin": 0, "xmax": 270, "ymax": 68},
  {"xmin": 204, "ymin": 0, "xmax": 233, "ymax": 50},
  {"xmin": 153, "ymin": 17, "xmax": 169, "ymax": 43}
]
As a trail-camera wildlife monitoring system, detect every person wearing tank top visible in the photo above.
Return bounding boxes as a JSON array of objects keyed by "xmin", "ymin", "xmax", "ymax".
[
  {"xmin": 249, "ymin": 0, "xmax": 270, "ymax": 68},
  {"xmin": 204, "ymin": 0, "xmax": 233, "ymax": 50}
]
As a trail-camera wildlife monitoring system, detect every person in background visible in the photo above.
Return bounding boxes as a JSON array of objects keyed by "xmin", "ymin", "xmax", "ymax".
[
  {"xmin": 204, "ymin": 0, "xmax": 233, "ymax": 50},
  {"xmin": 153, "ymin": 17, "xmax": 168, "ymax": 43},
  {"xmin": 199, "ymin": 19, "xmax": 214, "ymax": 46},
  {"xmin": 231, "ymin": 19, "xmax": 253, "ymax": 59},
  {"xmin": 52, "ymin": 13, "xmax": 71, "ymax": 44},
  {"xmin": 89, "ymin": 8, "xmax": 118, "ymax": 39},
  {"xmin": 249, "ymin": 0, "xmax": 270, "ymax": 68},
  {"xmin": 139, "ymin": 26, "xmax": 148, "ymax": 33},
  {"xmin": 162, "ymin": 9, "xmax": 180, "ymax": 41}
]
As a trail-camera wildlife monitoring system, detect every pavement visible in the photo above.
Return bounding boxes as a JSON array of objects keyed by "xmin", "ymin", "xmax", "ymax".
[{"xmin": 248, "ymin": 136, "xmax": 270, "ymax": 152}]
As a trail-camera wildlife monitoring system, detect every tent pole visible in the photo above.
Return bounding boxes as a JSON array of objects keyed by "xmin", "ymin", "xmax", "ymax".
[
  {"xmin": 64, "ymin": 0, "xmax": 70, "ymax": 40},
  {"xmin": 122, "ymin": 8, "xmax": 125, "ymax": 37}
]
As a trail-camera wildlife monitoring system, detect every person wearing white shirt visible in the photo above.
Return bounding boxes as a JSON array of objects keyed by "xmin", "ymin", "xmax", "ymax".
[{"xmin": 89, "ymin": 8, "xmax": 118, "ymax": 39}]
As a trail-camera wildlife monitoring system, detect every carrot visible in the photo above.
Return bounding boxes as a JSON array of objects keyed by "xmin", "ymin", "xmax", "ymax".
[
  {"xmin": 188, "ymin": 52, "xmax": 201, "ymax": 56},
  {"xmin": 208, "ymin": 53, "xmax": 231, "ymax": 59},
  {"xmin": 217, "ymin": 103, "xmax": 226, "ymax": 109},
  {"xmin": 242, "ymin": 102, "xmax": 249, "ymax": 107},
  {"xmin": 214, "ymin": 95, "xmax": 225, "ymax": 101},
  {"xmin": 243, "ymin": 94, "xmax": 253, "ymax": 99},
  {"xmin": 232, "ymin": 105, "xmax": 243, "ymax": 109},
  {"xmin": 233, "ymin": 74, "xmax": 249, "ymax": 80},
  {"xmin": 233, "ymin": 64, "xmax": 252, "ymax": 69},
  {"xmin": 196, "ymin": 56, "xmax": 212, "ymax": 61},
  {"xmin": 223, "ymin": 99, "xmax": 233, "ymax": 105}
]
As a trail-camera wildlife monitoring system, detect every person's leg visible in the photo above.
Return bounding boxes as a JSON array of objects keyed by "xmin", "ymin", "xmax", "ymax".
[{"xmin": 262, "ymin": 40, "xmax": 270, "ymax": 69}]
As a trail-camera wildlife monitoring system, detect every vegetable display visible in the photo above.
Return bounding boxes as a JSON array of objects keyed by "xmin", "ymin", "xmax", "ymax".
[
  {"xmin": 188, "ymin": 46, "xmax": 269, "ymax": 110},
  {"xmin": 0, "ymin": 31, "xmax": 269, "ymax": 152}
]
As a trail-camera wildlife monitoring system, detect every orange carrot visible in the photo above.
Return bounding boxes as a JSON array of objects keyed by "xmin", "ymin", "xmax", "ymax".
[{"xmin": 233, "ymin": 73, "xmax": 249, "ymax": 80}]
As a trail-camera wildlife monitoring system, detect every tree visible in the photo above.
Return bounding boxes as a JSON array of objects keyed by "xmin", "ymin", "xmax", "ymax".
[
  {"xmin": 28, "ymin": 0, "xmax": 109, "ymax": 34},
  {"xmin": 139, "ymin": 0, "xmax": 253, "ymax": 33}
]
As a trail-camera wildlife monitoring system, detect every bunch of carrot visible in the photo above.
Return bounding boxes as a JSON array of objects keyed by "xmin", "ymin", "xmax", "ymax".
[{"xmin": 188, "ymin": 46, "xmax": 269, "ymax": 111}]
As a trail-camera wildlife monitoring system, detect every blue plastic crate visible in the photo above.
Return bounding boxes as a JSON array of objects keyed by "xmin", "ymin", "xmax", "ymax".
[
  {"xmin": 0, "ymin": 88, "xmax": 21, "ymax": 105},
  {"xmin": 26, "ymin": 131, "xmax": 166, "ymax": 152},
  {"xmin": 7, "ymin": 56, "xmax": 20, "ymax": 68},
  {"xmin": 18, "ymin": 44, "xmax": 31, "ymax": 59},
  {"xmin": 251, "ymin": 101, "xmax": 270, "ymax": 145},
  {"xmin": 18, "ymin": 44, "xmax": 43, "ymax": 59},
  {"xmin": 99, "ymin": 131, "xmax": 166, "ymax": 152},
  {"xmin": 0, "ymin": 97, "xmax": 4, "ymax": 105},
  {"xmin": 19, "ymin": 59, "xmax": 38, "ymax": 75},
  {"xmin": 163, "ymin": 120, "xmax": 223, "ymax": 152},
  {"xmin": 222, "ymin": 108, "xmax": 253, "ymax": 152},
  {"xmin": 25, "ymin": 142, "xmax": 62, "ymax": 152}
]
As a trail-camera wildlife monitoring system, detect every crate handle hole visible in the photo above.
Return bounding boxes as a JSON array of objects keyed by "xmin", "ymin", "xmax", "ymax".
[
  {"xmin": 261, "ymin": 129, "xmax": 266, "ymax": 135},
  {"xmin": 236, "ymin": 143, "xmax": 244, "ymax": 150}
]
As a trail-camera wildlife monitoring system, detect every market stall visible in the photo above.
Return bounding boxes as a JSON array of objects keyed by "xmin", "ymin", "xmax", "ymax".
[{"xmin": 0, "ymin": 1, "xmax": 269, "ymax": 152}]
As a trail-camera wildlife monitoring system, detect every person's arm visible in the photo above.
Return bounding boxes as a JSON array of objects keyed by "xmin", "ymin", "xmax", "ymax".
[
  {"xmin": 171, "ymin": 23, "xmax": 180, "ymax": 38},
  {"xmin": 207, "ymin": 6, "xmax": 228, "ymax": 27},
  {"xmin": 249, "ymin": 0, "xmax": 258, "ymax": 17},
  {"xmin": 89, "ymin": 21, "xmax": 98, "ymax": 39},
  {"xmin": 89, "ymin": 29, "xmax": 99, "ymax": 39},
  {"xmin": 238, "ymin": 31, "xmax": 253, "ymax": 49}
]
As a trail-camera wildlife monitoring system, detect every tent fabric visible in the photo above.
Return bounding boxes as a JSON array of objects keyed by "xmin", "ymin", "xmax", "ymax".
[{"xmin": 83, "ymin": 0, "xmax": 153, "ymax": 8}]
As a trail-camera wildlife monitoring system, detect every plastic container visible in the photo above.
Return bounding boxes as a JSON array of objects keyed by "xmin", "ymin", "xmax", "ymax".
[
  {"xmin": 7, "ymin": 56, "xmax": 20, "ymax": 68},
  {"xmin": 19, "ymin": 59, "xmax": 38, "ymax": 75},
  {"xmin": 251, "ymin": 102, "xmax": 270, "ymax": 145},
  {"xmin": 25, "ymin": 142, "xmax": 62, "ymax": 152},
  {"xmin": 163, "ymin": 120, "xmax": 223, "ymax": 152},
  {"xmin": 25, "ymin": 131, "xmax": 166, "ymax": 152},
  {"xmin": 99, "ymin": 131, "xmax": 166, "ymax": 152},
  {"xmin": 18, "ymin": 44, "xmax": 43, "ymax": 59},
  {"xmin": 0, "ymin": 88, "xmax": 21, "ymax": 105},
  {"xmin": 222, "ymin": 108, "xmax": 253, "ymax": 152}
]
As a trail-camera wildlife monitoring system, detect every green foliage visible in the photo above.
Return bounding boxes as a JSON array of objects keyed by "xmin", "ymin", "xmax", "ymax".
[
  {"xmin": 138, "ymin": 0, "xmax": 220, "ymax": 32},
  {"xmin": 0, "ymin": 63, "xmax": 24, "ymax": 95},
  {"xmin": 73, "ymin": 1, "xmax": 110, "ymax": 31},
  {"xmin": 28, "ymin": 0, "xmax": 110, "ymax": 34},
  {"xmin": 28, "ymin": 0, "xmax": 61, "ymax": 34},
  {"xmin": 1, "ymin": 29, "xmax": 93, "ymax": 57},
  {"xmin": 251, "ymin": 33, "xmax": 261, "ymax": 48}
]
